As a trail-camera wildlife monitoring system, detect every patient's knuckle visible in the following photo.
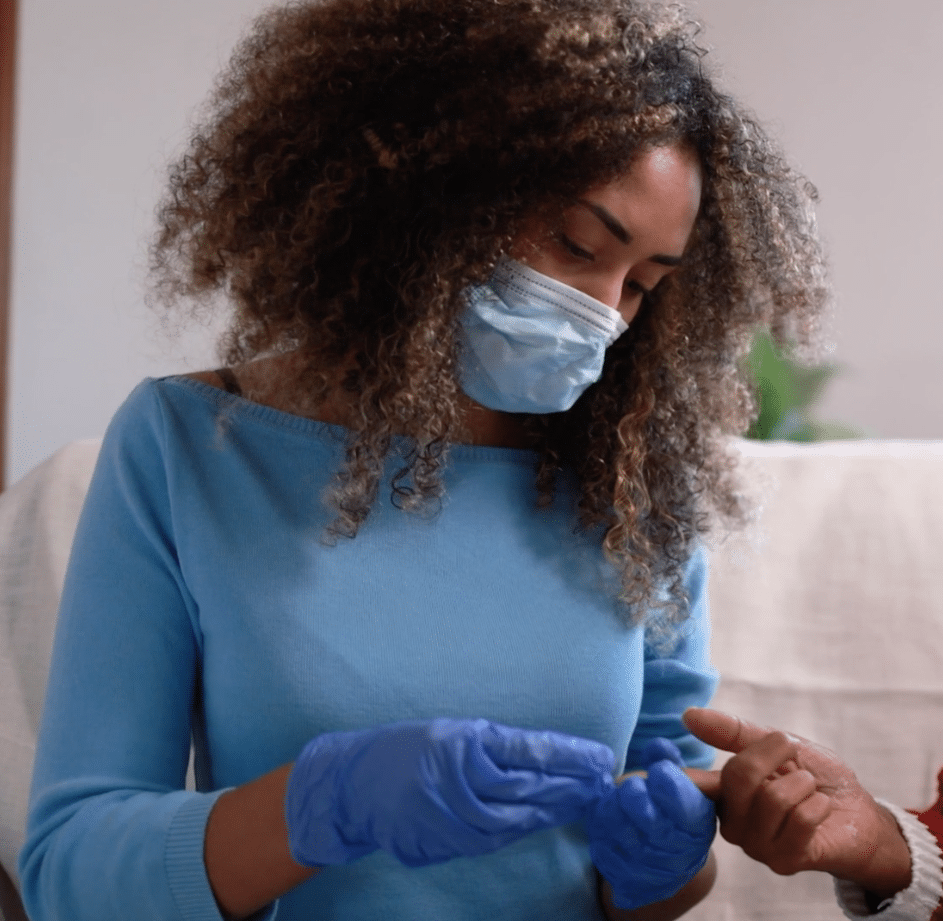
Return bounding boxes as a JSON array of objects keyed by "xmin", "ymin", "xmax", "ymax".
[
  {"xmin": 765, "ymin": 731, "xmax": 799, "ymax": 759},
  {"xmin": 764, "ymin": 782, "xmax": 796, "ymax": 812},
  {"xmin": 792, "ymin": 771, "xmax": 819, "ymax": 801},
  {"xmin": 791, "ymin": 803, "xmax": 818, "ymax": 831},
  {"xmin": 722, "ymin": 756, "xmax": 759, "ymax": 789},
  {"xmin": 793, "ymin": 791, "xmax": 829, "ymax": 828}
]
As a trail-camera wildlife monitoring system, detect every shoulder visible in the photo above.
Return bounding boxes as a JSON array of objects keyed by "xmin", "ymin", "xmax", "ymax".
[
  {"xmin": 185, "ymin": 370, "xmax": 230, "ymax": 390},
  {"xmin": 182, "ymin": 369, "xmax": 244, "ymax": 396},
  {"xmin": 100, "ymin": 375, "xmax": 238, "ymax": 470}
]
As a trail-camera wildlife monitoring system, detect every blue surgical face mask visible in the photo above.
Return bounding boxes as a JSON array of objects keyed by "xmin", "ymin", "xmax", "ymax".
[{"xmin": 458, "ymin": 257, "xmax": 629, "ymax": 414}]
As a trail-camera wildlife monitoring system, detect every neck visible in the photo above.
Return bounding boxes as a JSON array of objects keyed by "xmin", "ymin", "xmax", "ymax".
[
  {"xmin": 457, "ymin": 394, "xmax": 536, "ymax": 449},
  {"xmin": 235, "ymin": 351, "xmax": 537, "ymax": 449}
]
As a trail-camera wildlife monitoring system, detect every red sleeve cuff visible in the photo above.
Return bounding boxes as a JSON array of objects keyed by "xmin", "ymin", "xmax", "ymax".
[{"xmin": 910, "ymin": 767, "xmax": 943, "ymax": 849}]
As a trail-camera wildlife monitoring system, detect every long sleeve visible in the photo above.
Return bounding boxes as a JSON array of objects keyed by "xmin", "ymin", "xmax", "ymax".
[
  {"xmin": 18, "ymin": 375, "xmax": 714, "ymax": 921},
  {"xmin": 624, "ymin": 545, "xmax": 719, "ymax": 771},
  {"xmin": 17, "ymin": 384, "xmax": 240, "ymax": 921}
]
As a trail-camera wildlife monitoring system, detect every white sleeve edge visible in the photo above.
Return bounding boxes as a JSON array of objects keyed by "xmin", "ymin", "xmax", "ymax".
[{"xmin": 834, "ymin": 800, "xmax": 943, "ymax": 920}]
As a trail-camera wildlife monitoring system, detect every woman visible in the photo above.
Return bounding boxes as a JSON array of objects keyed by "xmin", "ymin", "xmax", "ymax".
[
  {"xmin": 18, "ymin": 1, "xmax": 828, "ymax": 919},
  {"xmin": 683, "ymin": 708, "xmax": 943, "ymax": 921}
]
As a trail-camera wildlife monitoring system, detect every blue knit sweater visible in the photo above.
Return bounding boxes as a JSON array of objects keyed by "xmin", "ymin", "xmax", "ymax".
[{"xmin": 20, "ymin": 376, "xmax": 717, "ymax": 921}]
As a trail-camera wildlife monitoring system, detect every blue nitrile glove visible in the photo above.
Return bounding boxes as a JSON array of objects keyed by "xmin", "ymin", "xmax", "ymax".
[
  {"xmin": 586, "ymin": 737, "xmax": 716, "ymax": 910},
  {"xmin": 285, "ymin": 717, "xmax": 615, "ymax": 867}
]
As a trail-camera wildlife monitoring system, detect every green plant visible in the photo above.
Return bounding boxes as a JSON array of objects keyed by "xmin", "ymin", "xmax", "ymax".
[{"xmin": 745, "ymin": 331, "xmax": 861, "ymax": 441}]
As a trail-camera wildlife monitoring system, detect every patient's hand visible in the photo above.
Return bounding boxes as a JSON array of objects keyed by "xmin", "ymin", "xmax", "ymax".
[{"xmin": 679, "ymin": 707, "xmax": 912, "ymax": 901}]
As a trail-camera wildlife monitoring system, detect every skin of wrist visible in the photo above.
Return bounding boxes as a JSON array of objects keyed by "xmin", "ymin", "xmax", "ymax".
[
  {"xmin": 834, "ymin": 803, "xmax": 912, "ymax": 902},
  {"xmin": 204, "ymin": 763, "xmax": 320, "ymax": 920},
  {"xmin": 598, "ymin": 851, "xmax": 716, "ymax": 921}
]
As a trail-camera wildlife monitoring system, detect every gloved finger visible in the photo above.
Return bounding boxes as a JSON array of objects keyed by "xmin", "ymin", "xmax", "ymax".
[
  {"xmin": 591, "ymin": 809, "xmax": 712, "ymax": 912},
  {"xmin": 478, "ymin": 721, "xmax": 615, "ymax": 780},
  {"xmin": 646, "ymin": 761, "xmax": 716, "ymax": 828},
  {"xmin": 469, "ymin": 759, "xmax": 614, "ymax": 805},
  {"xmin": 432, "ymin": 739, "xmax": 613, "ymax": 834},
  {"xmin": 586, "ymin": 782, "xmax": 629, "ymax": 838},
  {"xmin": 447, "ymin": 786, "xmax": 602, "ymax": 839},
  {"xmin": 454, "ymin": 803, "xmax": 616, "ymax": 854},
  {"xmin": 641, "ymin": 737, "xmax": 684, "ymax": 768},
  {"xmin": 591, "ymin": 831, "xmax": 684, "ymax": 908},
  {"xmin": 588, "ymin": 817, "xmax": 645, "ymax": 879},
  {"xmin": 603, "ymin": 774, "xmax": 662, "ymax": 835},
  {"xmin": 462, "ymin": 745, "xmax": 612, "ymax": 830},
  {"xmin": 386, "ymin": 798, "xmax": 569, "ymax": 866}
]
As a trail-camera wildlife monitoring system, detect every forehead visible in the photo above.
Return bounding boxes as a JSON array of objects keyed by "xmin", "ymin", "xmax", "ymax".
[{"xmin": 580, "ymin": 145, "xmax": 703, "ymax": 250}]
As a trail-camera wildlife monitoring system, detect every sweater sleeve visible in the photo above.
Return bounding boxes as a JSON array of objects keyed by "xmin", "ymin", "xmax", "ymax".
[
  {"xmin": 833, "ymin": 800, "xmax": 943, "ymax": 921},
  {"xmin": 624, "ymin": 544, "xmax": 719, "ymax": 772},
  {"xmin": 915, "ymin": 768, "xmax": 943, "ymax": 860},
  {"xmin": 17, "ymin": 383, "xmax": 274, "ymax": 921}
]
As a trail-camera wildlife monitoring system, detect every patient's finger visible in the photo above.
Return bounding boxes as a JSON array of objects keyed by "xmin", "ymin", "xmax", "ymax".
[
  {"xmin": 684, "ymin": 767, "xmax": 721, "ymax": 801},
  {"xmin": 749, "ymin": 768, "xmax": 819, "ymax": 844},
  {"xmin": 616, "ymin": 766, "xmax": 722, "ymax": 802},
  {"xmin": 720, "ymin": 732, "xmax": 800, "ymax": 839},
  {"xmin": 680, "ymin": 764, "xmax": 798, "ymax": 803},
  {"xmin": 617, "ymin": 767, "xmax": 722, "ymax": 801},
  {"xmin": 615, "ymin": 769, "xmax": 648, "ymax": 785},
  {"xmin": 682, "ymin": 707, "xmax": 773, "ymax": 755}
]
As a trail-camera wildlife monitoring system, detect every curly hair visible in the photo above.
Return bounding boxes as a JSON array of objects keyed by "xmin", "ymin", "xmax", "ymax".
[{"xmin": 150, "ymin": 0, "xmax": 829, "ymax": 644}]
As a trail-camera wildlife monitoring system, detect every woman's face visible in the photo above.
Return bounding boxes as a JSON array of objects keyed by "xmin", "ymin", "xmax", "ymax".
[{"xmin": 512, "ymin": 144, "xmax": 703, "ymax": 325}]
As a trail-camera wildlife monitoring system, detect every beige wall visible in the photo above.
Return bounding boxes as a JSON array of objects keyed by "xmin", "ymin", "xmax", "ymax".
[
  {"xmin": 7, "ymin": 1, "xmax": 942, "ymax": 484},
  {"xmin": 8, "ymin": 0, "xmax": 267, "ymax": 485},
  {"xmin": 690, "ymin": 0, "xmax": 943, "ymax": 439}
]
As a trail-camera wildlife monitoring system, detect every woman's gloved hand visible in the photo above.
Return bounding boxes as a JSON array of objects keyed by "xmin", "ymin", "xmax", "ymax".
[
  {"xmin": 586, "ymin": 738, "xmax": 716, "ymax": 910},
  {"xmin": 285, "ymin": 717, "xmax": 615, "ymax": 867}
]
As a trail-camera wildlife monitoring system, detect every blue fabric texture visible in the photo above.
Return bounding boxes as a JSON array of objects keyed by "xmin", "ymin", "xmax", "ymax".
[{"xmin": 19, "ymin": 376, "xmax": 717, "ymax": 921}]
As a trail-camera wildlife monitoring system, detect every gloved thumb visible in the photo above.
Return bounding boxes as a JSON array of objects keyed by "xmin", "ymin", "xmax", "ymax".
[
  {"xmin": 641, "ymin": 737, "xmax": 684, "ymax": 769},
  {"xmin": 480, "ymin": 722, "xmax": 615, "ymax": 781},
  {"xmin": 646, "ymin": 759, "xmax": 716, "ymax": 828}
]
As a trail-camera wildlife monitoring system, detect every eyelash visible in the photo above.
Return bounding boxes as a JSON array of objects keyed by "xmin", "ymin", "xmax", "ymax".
[
  {"xmin": 559, "ymin": 234, "xmax": 593, "ymax": 261},
  {"xmin": 558, "ymin": 233, "xmax": 653, "ymax": 297}
]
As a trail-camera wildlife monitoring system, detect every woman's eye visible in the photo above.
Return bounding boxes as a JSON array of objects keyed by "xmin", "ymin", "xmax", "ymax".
[
  {"xmin": 558, "ymin": 234, "xmax": 594, "ymax": 261},
  {"xmin": 625, "ymin": 279, "xmax": 651, "ymax": 296}
]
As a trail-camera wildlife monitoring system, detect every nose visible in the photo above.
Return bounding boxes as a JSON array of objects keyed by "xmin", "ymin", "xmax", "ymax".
[{"xmin": 574, "ymin": 273, "xmax": 624, "ymax": 311}]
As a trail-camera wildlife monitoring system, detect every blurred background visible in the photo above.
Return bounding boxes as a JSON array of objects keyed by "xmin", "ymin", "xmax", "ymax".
[{"xmin": 4, "ymin": 0, "xmax": 942, "ymax": 485}]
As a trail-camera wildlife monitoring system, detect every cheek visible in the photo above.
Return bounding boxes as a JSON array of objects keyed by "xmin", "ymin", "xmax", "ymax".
[
  {"xmin": 508, "ymin": 235, "xmax": 563, "ymax": 280},
  {"xmin": 616, "ymin": 300, "xmax": 643, "ymax": 326}
]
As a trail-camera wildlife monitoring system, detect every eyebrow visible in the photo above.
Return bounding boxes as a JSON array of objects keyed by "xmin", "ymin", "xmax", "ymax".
[{"xmin": 579, "ymin": 200, "xmax": 685, "ymax": 267}]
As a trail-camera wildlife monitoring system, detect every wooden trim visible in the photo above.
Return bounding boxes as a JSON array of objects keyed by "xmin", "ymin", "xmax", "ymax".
[{"xmin": 0, "ymin": 0, "xmax": 17, "ymax": 491}]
